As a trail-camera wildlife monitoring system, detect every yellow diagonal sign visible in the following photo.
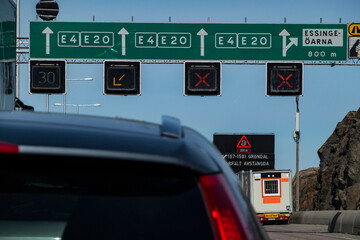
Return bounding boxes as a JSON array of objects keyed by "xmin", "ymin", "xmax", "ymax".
[
  {"xmin": 348, "ymin": 23, "xmax": 360, "ymax": 36},
  {"xmin": 113, "ymin": 74, "xmax": 125, "ymax": 86}
]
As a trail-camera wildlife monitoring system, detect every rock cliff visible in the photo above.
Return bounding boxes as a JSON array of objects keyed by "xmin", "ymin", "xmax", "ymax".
[
  {"xmin": 292, "ymin": 167, "xmax": 319, "ymax": 211},
  {"xmin": 314, "ymin": 108, "xmax": 360, "ymax": 210}
]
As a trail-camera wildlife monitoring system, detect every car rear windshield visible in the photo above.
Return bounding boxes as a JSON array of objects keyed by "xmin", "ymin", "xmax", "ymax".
[{"xmin": 0, "ymin": 155, "xmax": 214, "ymax": 240}]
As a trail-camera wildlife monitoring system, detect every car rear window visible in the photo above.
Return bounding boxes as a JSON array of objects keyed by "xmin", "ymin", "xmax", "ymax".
[{"xmin": 0, "ymin": 155, "xmax": 214, "ymax": 240}]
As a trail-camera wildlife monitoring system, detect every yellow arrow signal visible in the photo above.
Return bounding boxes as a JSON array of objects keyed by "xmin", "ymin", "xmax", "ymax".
[{"xmin": 114, "ymin": 74, "xmax": 125, "ymax": 86}]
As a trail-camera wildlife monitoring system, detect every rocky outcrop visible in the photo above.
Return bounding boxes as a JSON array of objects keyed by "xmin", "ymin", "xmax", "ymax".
[
  {"xmin": 314, "ymin": 108, "xmax": 360, "ymax": 210},
  {"xmin": 292, "ymin": 167, "xmax": 319, "ymax": 211}
]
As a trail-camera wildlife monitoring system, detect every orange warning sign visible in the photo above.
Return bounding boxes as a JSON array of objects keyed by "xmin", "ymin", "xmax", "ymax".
[
  {"xmin": 236, "ymin": 135, "xmax": 251, "ymax": 153},
  {"xmin": 348, "ymin": 23, "xmax": 360, "ymax": 36}
]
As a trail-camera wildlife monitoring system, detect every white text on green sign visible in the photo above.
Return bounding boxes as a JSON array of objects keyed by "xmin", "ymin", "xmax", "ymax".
[{"xmin": 30, "ymin": 22, "xmax": 348, "ymax": 61}]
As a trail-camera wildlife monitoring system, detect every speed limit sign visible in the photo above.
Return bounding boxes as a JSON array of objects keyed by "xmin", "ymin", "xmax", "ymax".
[{"xmin": 29, "ymin": 59, "xmax": 66, "ymax": 94}]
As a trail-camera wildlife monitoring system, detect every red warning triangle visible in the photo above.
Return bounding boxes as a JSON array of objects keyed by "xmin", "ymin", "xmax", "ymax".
[{"xmin": 237, "ymin": 135, "xmax": 251, "ymax": 149}]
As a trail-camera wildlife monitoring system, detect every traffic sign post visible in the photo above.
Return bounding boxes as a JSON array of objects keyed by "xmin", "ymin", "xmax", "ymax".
[
  {"xmin": 266, "ymin": 62, "xmax": 303, "ymax": 96},
  {"xmin": 184, "ymin": 62, "xmax": 221, "ymax": 96},
  {"xmin": 29, "ymin": 59, "xmax": 66, "ymax": 94},
  {"xmin": 30, "ymin": 22, "xmax": 348, "ymax": 61},
  {"xmin": 103, "ymin": 61, "xmax": 140, "ymax": 95}
]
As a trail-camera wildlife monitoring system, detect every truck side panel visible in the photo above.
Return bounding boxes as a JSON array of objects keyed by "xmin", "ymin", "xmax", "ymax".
[{"xmin": 248, "ymin": 170, "xmax": 292, "ymax": 222}]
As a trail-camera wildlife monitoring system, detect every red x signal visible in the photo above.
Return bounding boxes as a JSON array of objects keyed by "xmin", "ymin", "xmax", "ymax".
[
  {"xmin": 195, "ymin": 73, "xmax": 210, "ymax": 87},
  {"xmin": 277, "ymin": 73, "xmax": 293, "ymax": 88}
]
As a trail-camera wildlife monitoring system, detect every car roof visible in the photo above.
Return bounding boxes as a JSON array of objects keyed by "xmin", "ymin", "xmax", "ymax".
[{"xmin": 0, "ymin": 111, "xmax": 221, "ymax": 174}]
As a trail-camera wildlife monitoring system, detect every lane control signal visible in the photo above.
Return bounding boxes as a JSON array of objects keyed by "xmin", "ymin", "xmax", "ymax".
[
  {"xmin": 104, "ymin": 61, "xmax": 141, "ymax": 95},
  {"xmin": 266, "ymin": 62, "xmax": 303, "ymax": 96},
  {"xmin": 184, "ymin": 61, "xmax": 221, "ymax": 96}
]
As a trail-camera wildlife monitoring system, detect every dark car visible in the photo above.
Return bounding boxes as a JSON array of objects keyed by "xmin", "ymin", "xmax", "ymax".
[{"xmin": 0, "ymin": 111, "xmax": 269, "ymax": 240}]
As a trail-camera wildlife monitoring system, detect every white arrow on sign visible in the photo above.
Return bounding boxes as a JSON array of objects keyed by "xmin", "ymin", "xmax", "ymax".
[
  {"xmin": 42, "ymin": 27, "xmax": 53, "ymax": 55},
  {"xmin": 197, "ymin": 28, "xmax": 208, "ymax": 56},
  {"xmin": 279, "ymin": 29, "xmax": 298, "ymax": 57},
  {"xmin": 118, "ymin": 28, "xmax": 129, "ymax": 56}
]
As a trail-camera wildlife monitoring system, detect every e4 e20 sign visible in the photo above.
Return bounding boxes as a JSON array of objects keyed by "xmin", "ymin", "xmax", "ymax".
[{"xmin": 29, "ymin": 59, "xmax": 66, "ymax": 94}]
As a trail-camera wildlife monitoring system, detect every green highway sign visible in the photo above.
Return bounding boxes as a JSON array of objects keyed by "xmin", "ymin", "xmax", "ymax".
[
  {"xmin": 0, "ymin": 21, "xmax": 16, "ymax": 61},
  {"xmin": 30, "ymin": 22, "xmax": 348, "ymax": 61}
]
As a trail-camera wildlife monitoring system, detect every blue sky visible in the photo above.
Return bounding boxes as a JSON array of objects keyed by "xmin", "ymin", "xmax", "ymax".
[{"xmin": 17, "ymin": 0, "xmax": 360, "ymax": 175}]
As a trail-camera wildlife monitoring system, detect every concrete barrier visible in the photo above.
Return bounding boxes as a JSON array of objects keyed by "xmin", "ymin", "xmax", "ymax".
[
  {"xmin": 290, "ymin": 211, "xmax": 340, "ymax": 225},
  {"xmin": 328, "ymin": 211, "xmax": 360, "ymax": 235},
  {"xmin": 290, "ymin": 210, "xmax": 360, "ymax": 235}
]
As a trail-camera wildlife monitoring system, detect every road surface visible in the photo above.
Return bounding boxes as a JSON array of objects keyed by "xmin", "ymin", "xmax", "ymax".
[{"xmin": 265, "ymin": 224, "xmax": 360, "ymax": 240}]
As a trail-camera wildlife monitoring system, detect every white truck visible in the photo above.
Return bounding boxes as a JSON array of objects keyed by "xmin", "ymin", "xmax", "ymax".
[{"xmin": 238, "ymin": 169, "xmax": 293, "ymax": 223}]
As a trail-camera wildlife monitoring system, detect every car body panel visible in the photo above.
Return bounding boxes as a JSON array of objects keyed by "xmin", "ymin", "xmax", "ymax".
[{"xmin": 0, "ymin": 111, "xmax": 269, "ymax": 240}]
